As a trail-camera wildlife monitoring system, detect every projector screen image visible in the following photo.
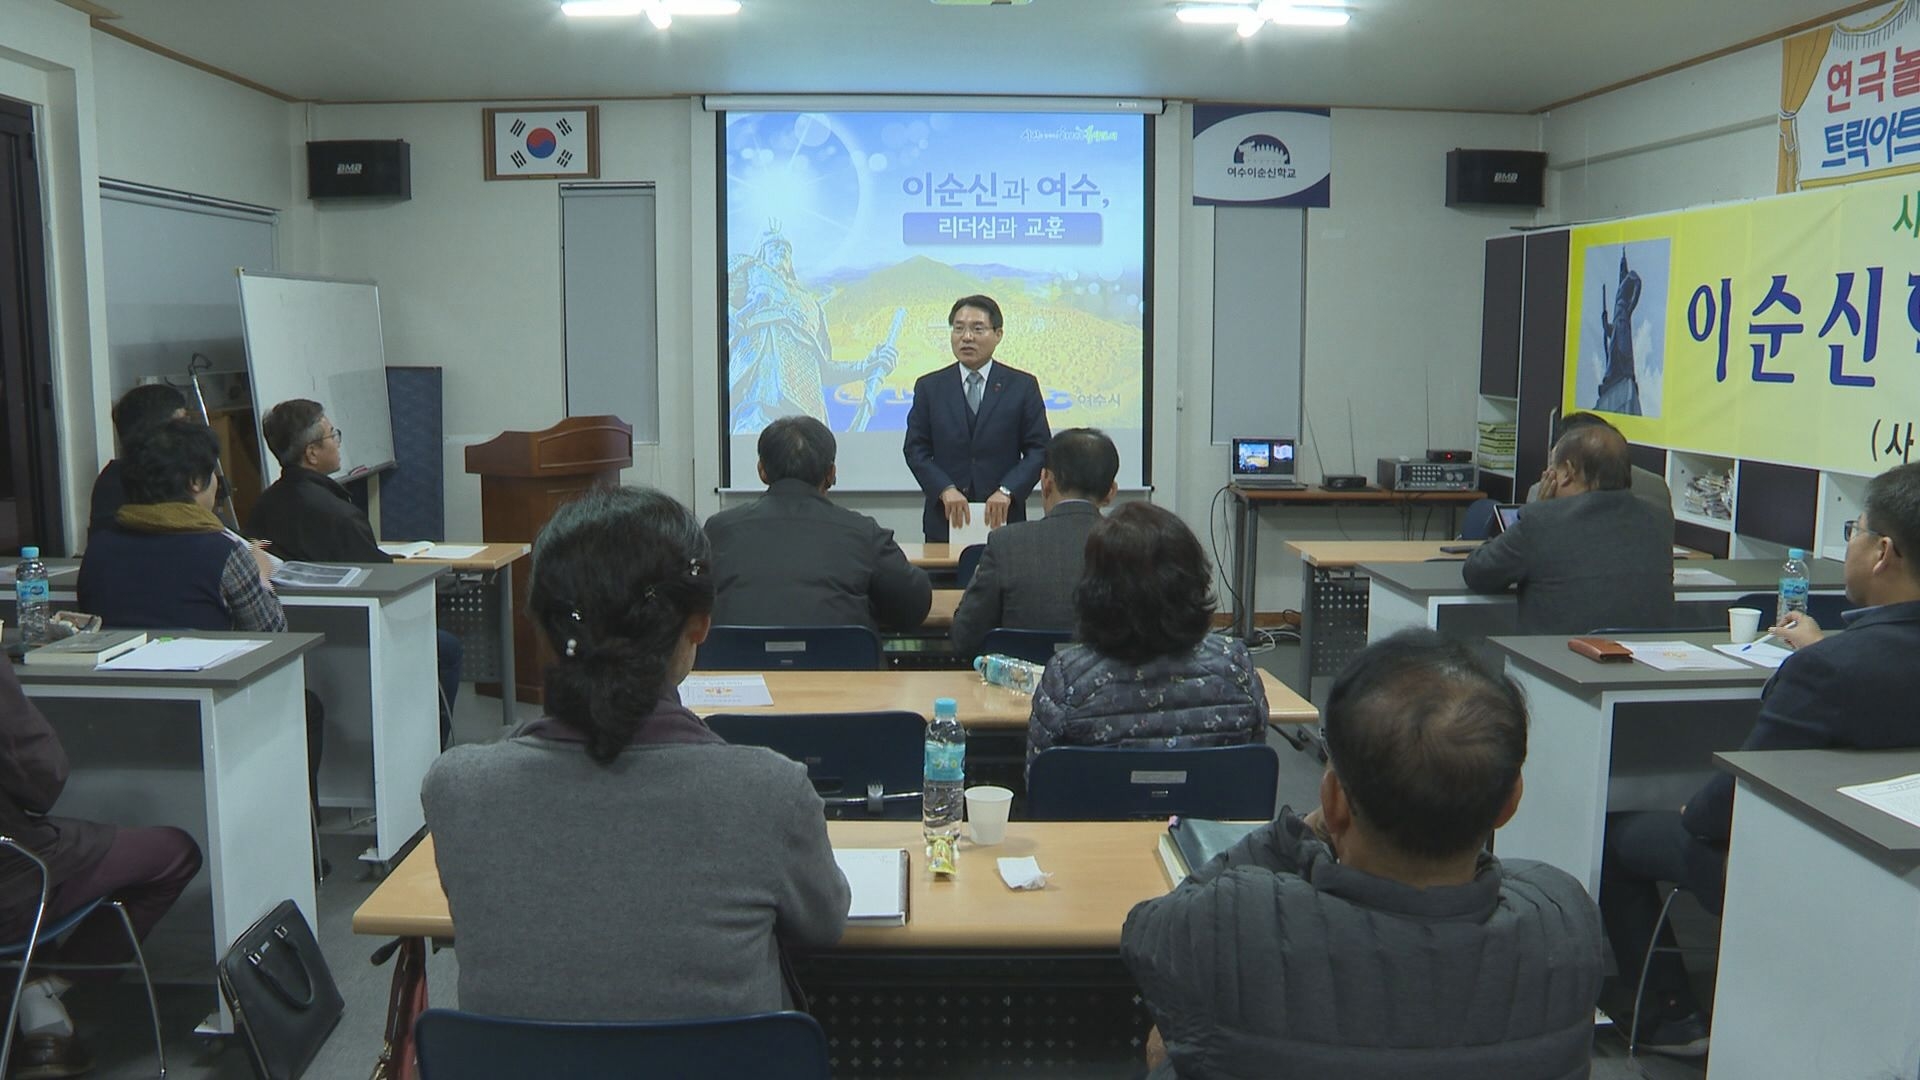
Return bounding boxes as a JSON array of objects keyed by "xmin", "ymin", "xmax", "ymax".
[{"xmin": 721, "ymin": 109, "xmax": 1150, "ymax": 490}]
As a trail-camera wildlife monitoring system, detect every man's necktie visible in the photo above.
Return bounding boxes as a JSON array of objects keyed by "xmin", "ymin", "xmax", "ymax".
[{"xmin": 966, "ymin": 370, "xmax": 984, "ymax": 416}]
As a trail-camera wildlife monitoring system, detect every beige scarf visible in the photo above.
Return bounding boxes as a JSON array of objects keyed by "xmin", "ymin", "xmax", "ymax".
[{"xmin": 114, "ymin": 501, "xmax": 227, "ymax": 534}]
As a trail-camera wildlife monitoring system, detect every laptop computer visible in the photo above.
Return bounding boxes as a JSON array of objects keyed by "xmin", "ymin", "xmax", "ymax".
[
  {"xmin": 1230, "ymin": 437, "xmax": 1306, "ymax": 490},
  {"xmin": 1490, "ymin": 503, "xmax": 1523, "ymax": 534}
]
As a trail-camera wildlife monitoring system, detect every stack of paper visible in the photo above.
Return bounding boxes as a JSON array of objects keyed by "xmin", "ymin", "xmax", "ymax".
[
  {"xmin": 679, "ymin": 674, "xmax": 774, "ymax": 708},
  {"xmin": 1839, "ymin": 773, "xmax": 1920, "ymax": 830},
  {"xmin": 1712, "ymin": 641, "xmax": 1792, "ymax": 669},
  {"xmin": 1682, "ymin": 471, "xmax": 1733, "ymax": 520},
  {"xmin": 378, "ymin": 541, "xmax": 435, "ymax": 559},
  {"xmin": 1673, "ymin": 567, "xmax": 1736, "ymax": 587},
  {"xmin": 1623, "ymin": 640, "xmax": 1750, "ymax": 672},
  {"xmin": 271, "ymin": 562, "xmax": 369, "ymax": 589},
  {"xmin": 99, "ymin": 638, "xmax": 268, "ymax": 672},
  {"xmin": 833, "ymin": 848, "xmax": 908, "ymax": 925},
  {"xmin": 1476, "ymin": 420, "xmax": 1517, "ymax": 471}
]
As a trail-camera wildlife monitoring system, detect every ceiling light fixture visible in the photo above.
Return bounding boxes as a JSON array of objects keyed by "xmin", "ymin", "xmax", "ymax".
[
  {"xmin": 560, "ymin": 0, "xmax": 741, "ymax": 23},
  {"xmin": 1174, "ymin": 2, "xmax": 1348, "ymax": 32}
]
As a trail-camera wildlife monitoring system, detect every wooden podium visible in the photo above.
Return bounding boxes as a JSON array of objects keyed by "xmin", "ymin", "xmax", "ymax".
[{"xmin": 465, "ymin": 416, "xmax": 632, "ymax": 704}]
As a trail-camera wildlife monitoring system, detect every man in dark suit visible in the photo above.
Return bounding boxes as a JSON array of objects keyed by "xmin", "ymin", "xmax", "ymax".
[
  {"xmin": 88, "ymin": 383, "xmax": 188, "ymax": 542},
  {"xmin": 1462, "ymin": 423, "xmax": 1673, "ymax": 634},
  {"xmin": 949, "ymin": 427, "xmax": 1118, "ymax": 654},
  {"xmin": 707, "ymin": 415, "xmax": 931, "ymax": 632},
  {"xmin": 903, "ymin": 294, "xmax": 1051, "ymax": 542},
  {"xmin": 1598, "ymin": 461, "xmax": 1920, "ymax": 1057}
]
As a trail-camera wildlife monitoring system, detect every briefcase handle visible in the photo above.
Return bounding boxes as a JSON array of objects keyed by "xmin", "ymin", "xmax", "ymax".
[{"xmin": 248, "ymin": 925, "xmax": 319, "ymax": 1010}]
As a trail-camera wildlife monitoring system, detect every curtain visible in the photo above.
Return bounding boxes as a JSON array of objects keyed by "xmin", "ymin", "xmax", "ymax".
[{"xmin": 1779, "ymin": 25, "xmax": 1836, "ymax": 193}]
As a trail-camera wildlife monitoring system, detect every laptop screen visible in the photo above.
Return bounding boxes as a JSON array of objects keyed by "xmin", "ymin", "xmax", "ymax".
[
  {"xmin": 1493, "ymin": 504, "xmax": 1523, "ymax": 533},
  {"xmin": 1231, "ymin": 437, "xmax": 1297, "ymax": 479}
]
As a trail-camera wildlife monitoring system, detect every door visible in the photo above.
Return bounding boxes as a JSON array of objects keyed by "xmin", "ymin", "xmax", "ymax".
[{"xmin": 0, "ymin": 97, "xmax": 62, "ymax": 555}]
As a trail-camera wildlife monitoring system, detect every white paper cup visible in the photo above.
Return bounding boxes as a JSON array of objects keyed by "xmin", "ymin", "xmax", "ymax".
[
  {"xmin": 1728, "ymin": 607, "xmax": 1763, "ymax": 644},
  {"xmin": 964, "ymin": 785, "xmax": 1014, "ymax": 845}
]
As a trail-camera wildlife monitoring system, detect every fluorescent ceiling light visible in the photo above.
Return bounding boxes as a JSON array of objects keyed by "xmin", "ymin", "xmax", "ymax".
[
  {"xmin": 1258, "ymin": 2, "xmax": 1349, "ymax": 26},
  {"xmin": 1236, "ymin": 14, "xmax": 1263, "ymax": 36},
  {"xmin": 1176, "ymin": 3, "xmax": 1258, "ymax": 25}
]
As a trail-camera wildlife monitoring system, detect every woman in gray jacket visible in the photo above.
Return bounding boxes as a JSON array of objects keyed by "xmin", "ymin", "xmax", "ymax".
[
  {"xmin": 1027, "ymin": 501, "xmax": 1267, "ymax": 762},
  {"xmin": 423, "ymin": 486, "xmax": 849, "ymax": 1021}
]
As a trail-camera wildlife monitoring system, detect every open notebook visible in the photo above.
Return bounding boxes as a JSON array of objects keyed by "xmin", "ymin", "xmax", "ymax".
[{"xmin": 833, "ymin": 848, "xmax": 909, "ymax": 926}]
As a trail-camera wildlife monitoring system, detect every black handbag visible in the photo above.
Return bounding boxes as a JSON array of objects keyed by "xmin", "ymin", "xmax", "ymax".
[{"xmin": 217, "ymin": 899, "xmax": 345, "ymax": 1080}]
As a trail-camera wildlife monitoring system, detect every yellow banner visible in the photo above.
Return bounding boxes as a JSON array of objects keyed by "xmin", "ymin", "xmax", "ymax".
[{"xmin": 1563, "ymin": 172, "xmax": 1920, "ymax": 476}]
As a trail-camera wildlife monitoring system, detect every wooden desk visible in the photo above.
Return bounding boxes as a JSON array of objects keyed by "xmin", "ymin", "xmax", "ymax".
[
  {"xmin": 390, "ymin": 540, "xmax": 530, "ymax": 726},
  {"xmin": 1709, "ymin": 749, "xmax": 1920, "ymax": 1079},
  {"xmin": 686, "ymin": 668, "xmax": 1317, "ymax": 730},
  {"xmin": 355, "ymin": 820, "xmax": 1169, "ymax": 948},
  {"xmin": 1227, "ymin": 485, "xmax": 1486, "ymax": 641},
  {"xmin": 924, "ymin": 589, "xmax": 961, "ymax": 629},
  {"xmin": 900, "ymin": 542, "xmax": 960, "ymax": 570}
]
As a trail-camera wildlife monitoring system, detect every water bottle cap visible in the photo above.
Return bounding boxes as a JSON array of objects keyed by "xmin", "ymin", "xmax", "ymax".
[
  {"xmin": 19, "ymin": 547, "xmax": 36, "ymax": 559},
  {"xmin": 1788, "ymin": 548, "xmax": 1806, "ymax": 560},
  {"xmin": 933, "ymin": 697, "xmax": 957, "ymax": 716}
]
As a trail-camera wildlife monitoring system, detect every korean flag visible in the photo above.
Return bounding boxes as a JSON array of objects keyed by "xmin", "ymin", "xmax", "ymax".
[{"xmin": 491, "ymin": 109, "xmax": 594, "ymax": 177}]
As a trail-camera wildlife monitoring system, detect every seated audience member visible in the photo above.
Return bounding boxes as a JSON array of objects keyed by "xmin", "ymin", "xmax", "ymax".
[
  {"xmin": 423, "ymin": 486, "xmax": 849, "ymax": 1021},
  {"xmin": 1121, "ymin": 630, "xmax": 1605, "ymax": 1080},
  {"xmin": 1525, "ymin": 411, "xmax": 1673, "ymax": 526},
  {"xmin": 1462, "ymin": 422, "xmax": 1673, "ymax": 634},
  {"xmin": 248, "ymin": 398, "xmax": 464, "ymax": 745},
  {"xmin": 79, "ymin": 419, "xmax": 325, "ymax": 805},
  {"xmin": 705, "ymin": 415, "xmax": 931, "ymax": 632},
  {"xmin": 88, "ymin": 383, "xmax": 188, "ymax": 542},
  {"xmin": 1027, "ymin": 502, "xmax": 1267, "ymax": 762},
  {"xmin": 950, "ymin": 427, "xmax": 1118, "ymax": 655},
  {"xmin": 1600, "ymin": 461, "xmax": 1920, "ymax": 1057},
  {"xmin": 0, "ymin": 660, "xmax": 203, "ymax": 1078}
]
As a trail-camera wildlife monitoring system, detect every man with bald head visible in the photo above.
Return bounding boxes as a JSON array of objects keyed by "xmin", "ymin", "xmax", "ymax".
[{"xmin": 1463, "ymin": 423, "xmax": 1674, "ymax": 634}]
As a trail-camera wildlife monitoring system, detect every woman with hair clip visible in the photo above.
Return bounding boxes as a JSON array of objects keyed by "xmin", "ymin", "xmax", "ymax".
[{"xmin": 423, "ymin": 486, "xmax": 849, "ymax": 1021}]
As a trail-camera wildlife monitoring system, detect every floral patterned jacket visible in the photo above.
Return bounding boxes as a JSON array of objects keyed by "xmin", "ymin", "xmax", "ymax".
[{"xmin": 1026, "ymin": 634, "xmax": 1269, "ymax": 763}]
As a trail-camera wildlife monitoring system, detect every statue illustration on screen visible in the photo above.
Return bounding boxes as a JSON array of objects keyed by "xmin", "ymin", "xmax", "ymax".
[
  {"xmin": 727, "ymin": 223, "xmax": 899, "ymax": 434},
  {"xmin": 1594, "ymin": 246, "xmax": 1644, "ymax": 416}
]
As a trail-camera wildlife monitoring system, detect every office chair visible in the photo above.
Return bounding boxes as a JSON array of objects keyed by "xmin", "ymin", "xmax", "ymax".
[
  {"xmin": 0, "ymin": 837, "xmax": 165, "ymax": 1077},
  {"xmin": 706, "ymin": 711, "xmax": 924, "ymax": 818},
  {"xmin": 1026, "ymin": 744, "xmax": 1281, "ymax": 821},
  {"xmin": 954, "ymin": 543, "xmax": 987, "ymax": 590},
  {"xmin": 415, "ymin": 1009, "xmax": 830, "ymax": 1080},
  {"xmin": 1457, "ymin": 498, "xmax": 1499, "ymax": 541},
  {"xmin": 695, "ymin": 625, "xmax": 883, "ymax": 670},
  {"xmin": 976, "ymin": 628, "xmax": 1071, "ymax": 665}
]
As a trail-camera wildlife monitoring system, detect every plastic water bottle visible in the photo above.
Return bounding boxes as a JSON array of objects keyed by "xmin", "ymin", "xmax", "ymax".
[
  {"xmin": 1777, "ymin": 548, "xmax": 1810, "ymax": 625},
  {"xmin": 974, "ymin": 653, "xmax": 1045, "ymax": 695},
  {"xmin": 14, "ymin": 547, "xmax": 49, "ymax": 647},
  {"xmin": 922, "ymin": 697, "xmax": 966, "ymax": 872}
]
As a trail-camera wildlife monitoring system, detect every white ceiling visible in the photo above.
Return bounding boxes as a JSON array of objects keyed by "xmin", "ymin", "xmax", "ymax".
[{"xmin": 94, "ymin": 0, "xmax": 1850, "ymax": 112}]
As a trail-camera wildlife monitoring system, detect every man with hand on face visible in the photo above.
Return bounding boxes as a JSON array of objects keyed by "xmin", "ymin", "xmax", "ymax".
[{"xmin": 903, "ymin": 294, "xmax": 1051, "ymax": 543}]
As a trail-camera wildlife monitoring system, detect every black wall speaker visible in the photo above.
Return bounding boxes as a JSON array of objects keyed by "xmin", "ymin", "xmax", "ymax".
[
  {"xmin": 307, "ymin": 140, "xmax": 411, "ymax": 201},
  {"xmin": 1445, "ymin": 148, "xmax": 1546, "ymax": 208}
]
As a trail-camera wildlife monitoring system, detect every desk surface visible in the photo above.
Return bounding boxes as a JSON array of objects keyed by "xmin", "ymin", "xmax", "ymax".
[
  {"xmin": 925, "ymin": 589, "xmax": 961, "ymax": 629},
  {"xmin": 900, "ymin": 543, "xmax": 961, "ymax": 569},
  {"xmin": 354, "ymin": 820, "xmax": 1173, "ymax": 948},
  {"xmin": 1717, "ymin": 748, "xmax": 1920, "ymax": 858},
  {"xmin": 276, "ymin": 562, "xmax": 445, "ymax": 600},
  {"xmin": 1230, "ymin": 485, "xmax": 1485, "ymax": 504},
  {"xmin": 1364, "ymin": 556, "xmax": 1846, "ymax": 601},
  {"xmin": 686, "ymin": 668, "xmax": 1316, "ymax": 729},
  {"xmin": 1490, "ymin": 632, "xmax": 1777, "ymax": 694},
  {"xmin": 1286, "ymin": 540, "xmax": 1477, "ymax": 568},
  {"xmin": 10, "ymin": 631, "xmax": 324, "ymax": 689},
  {"xmin": 392, "ymin": 542, "xmax": 529, "ymax": 572}
]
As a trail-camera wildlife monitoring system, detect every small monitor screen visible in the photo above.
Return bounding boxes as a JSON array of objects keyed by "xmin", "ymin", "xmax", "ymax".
[
  {"xmin": 1493, "ymin": 504, "xmax": 1523, "ymax": 533},
  {"xmin": 1231, "ymin": 437, "xmax": 1297, "ymax": 477}
]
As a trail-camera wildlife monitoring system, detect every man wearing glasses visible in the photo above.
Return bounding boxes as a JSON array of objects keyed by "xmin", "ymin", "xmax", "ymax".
[
  {"xmin": 903, "ymin": 294, "xmax": 1052, "ymax": 542},
  {"xmin": 1598, "ymin": 461, "xmax": 1920, "ymax": 1057}
]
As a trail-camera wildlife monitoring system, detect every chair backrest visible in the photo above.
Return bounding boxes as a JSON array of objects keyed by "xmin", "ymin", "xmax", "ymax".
[
  {"xmin": 695, "ymin": 625, "xmax": 882, "ymax": 671},
  {"xmin": 1457, "ymin": 497, "xmax": 1499, "ymax": 541},
  {"xmin": 954, "ymin": 543, "xmax": 987, "ymax": 589},
  {"xmin": 707, "ymin": 711, "xmax": 925, "ymax": 815},
  {"xmin": 415, "ymin": 1008, "xmax": 830, "ymax": 1080},
  {"xmin": 1026, "ymin": 745, "xmax": 1280, "ymax": 821},
  {"xmin": 1731, "ymin": 590, "xmax": 1848, "ymax": 628},
  {"xmin": 977, "ymin": 627, "xmax": 1072, "ymax": 665}
]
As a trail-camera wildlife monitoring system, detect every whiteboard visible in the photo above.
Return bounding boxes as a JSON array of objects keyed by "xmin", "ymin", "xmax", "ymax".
[{"xmin": 237, "ymin": 271, "xmax": 397, "ymax": 488}]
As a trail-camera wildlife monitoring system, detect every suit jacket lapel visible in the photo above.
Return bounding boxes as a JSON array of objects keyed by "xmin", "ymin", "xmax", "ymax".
[
  {"xmin": 971, "ymin": 366, "xmax": 1008, "ymax": 434},
  {"xmin": 941, "ymin": 363, "xmax": 972, "ymax": 436}
]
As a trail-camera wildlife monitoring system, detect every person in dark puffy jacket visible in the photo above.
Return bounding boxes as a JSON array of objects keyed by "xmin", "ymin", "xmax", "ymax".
[
  {"xmin": 1121, "ymin": 630, "xmax": 1605, "ymax": 1080},
  {"xmin": 1025, "ymin": 501, "xmax": 1266, "ymax": 764}
]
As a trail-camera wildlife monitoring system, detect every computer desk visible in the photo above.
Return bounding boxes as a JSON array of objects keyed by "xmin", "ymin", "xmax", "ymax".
[
  {"xmin": 924, "ymin": 589, "xmax": 960, "ymax": 629},
  {"xmin": 15, "ymin": 632, "xmax": 322, "ymax": 1035},
  {"xmin": 391, "ymin": 541, "xmax": 529, "ymax": 727},
  {"xmin": 900, "ymin": 542, "xmax": 962, "ymax": 570},
  {"xmin": 1225, "ymin": 485, "xmax": 1486, "ymax": 641},
  {"xmin": 1709, "ymin": 748, "xmax": 1920, "ymax": 1080}
]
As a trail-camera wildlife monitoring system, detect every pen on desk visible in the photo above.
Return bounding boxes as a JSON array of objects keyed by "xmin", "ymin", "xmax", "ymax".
[{"xmin": 1738, "ymin": 633, "xmax": 1782, "ymax": 653}]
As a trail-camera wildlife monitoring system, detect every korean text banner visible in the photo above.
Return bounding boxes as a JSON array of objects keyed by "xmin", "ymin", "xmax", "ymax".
[
  {"xmin": 1778, "ymin": 1, "xmax": 1920, "ymax": 193},
  {"xmin": 1563, "ymin": 172, "xmax": 1920, "ymax": 476},
  {"xmin": 1190, "ymin": 105, "xmax": 1330, "ymax": 208},
  {"xmin": 722, "ymin": 110, "xmax": 1149, "ymax": 490}
]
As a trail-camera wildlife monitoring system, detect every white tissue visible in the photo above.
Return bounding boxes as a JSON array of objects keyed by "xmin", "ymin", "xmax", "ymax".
[{"xmin": 997, "ymin": 856, "xmax": 1051, "ymax": 890}]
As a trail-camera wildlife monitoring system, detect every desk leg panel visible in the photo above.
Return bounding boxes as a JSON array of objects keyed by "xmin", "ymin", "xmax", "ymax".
[
  {"xmin": 368, "ymin": 586, "xmax": 439, "ymax": 862},
  {"xmin": 1711, "ymin": 785, "xmax": 1920, "ymax": 1080},
  {"xmin": 1497, "ymin": 665, "xmax": 1613, "ymax": 897},
  {"xmin": 1365, "ymin": 583, "xmax": 1427, "ymax": 641}
]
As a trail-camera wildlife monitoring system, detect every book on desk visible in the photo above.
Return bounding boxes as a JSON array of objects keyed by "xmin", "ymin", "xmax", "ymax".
[
  {"xmin": 21, "ymin": 630, "xmax": 147, "ymax": 668},
  {"xmin": 1156, "ymin": 818, "xmax": 1261, "ymax": 886},
  {"xmin": 835, "ymin": 848, "xmax": 909, "ymax": 926}
]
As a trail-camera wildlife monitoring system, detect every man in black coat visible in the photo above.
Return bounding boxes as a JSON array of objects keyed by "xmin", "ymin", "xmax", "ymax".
[
  {"xmin": 706, "ymin": 416, "xmax": 930, "ymax": 632},
  {"xmin": 903, "ymin": 294, "xmax": 1051, "ymax": 542},
  {"xmin": 1601, "ymin": 461, "xmax": 1920, "ymax": 1056}
]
